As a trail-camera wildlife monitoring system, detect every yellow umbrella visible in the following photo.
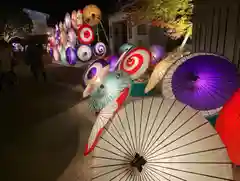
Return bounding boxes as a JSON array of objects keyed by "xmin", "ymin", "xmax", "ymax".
[{"xmin": 144, "ymin": 47, "xmax": 190, "ymax": 93}]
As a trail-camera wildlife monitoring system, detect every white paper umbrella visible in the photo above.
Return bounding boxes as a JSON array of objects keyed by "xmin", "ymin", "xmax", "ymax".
[
  {"xmin": 64, "ymin": 13, "xmax": 71, "ymax": 29},
  {"xmin": 67, "ymin": 28, "xmax": 77, "ymax": 46},
  {"xmin": 77, "ymin": 44, "xmax": 92, "ymax": 62},
  {"xmin": 162, "ymin": 53, "xmax": 222, "ymax": 118},
  {"xmin": 90, "ymin": 97, "xmax": 233, "ymax": 181},
  {"xmin": 118, "ymin": 47, "xmax": 151, "ymax": 80}
]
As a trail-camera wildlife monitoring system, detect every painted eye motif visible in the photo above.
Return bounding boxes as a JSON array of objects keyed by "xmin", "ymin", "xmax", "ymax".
[
  {"xmin": 83, "ymin": 59, "xmax": 108, "ymax": 87},
  {"xmin": 77, "ymin": 45, "xmax": 92, "ymax": 62}
]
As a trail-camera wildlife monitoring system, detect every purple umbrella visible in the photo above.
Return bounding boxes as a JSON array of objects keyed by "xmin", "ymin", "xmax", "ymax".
[
  {"xmin": 172, "ymin": 53, "xmax": 239, "ymax": 110},
  {"xmin": 66, "ymin": 47, "xmax": 77, "ymax": 65},
  {"xmin": 106, "ymin": 55, "xmax": 118, "ymax": 72},
  {"xmin": 149, "ymin": 45, "xmax": 165, "ymax": 64}
]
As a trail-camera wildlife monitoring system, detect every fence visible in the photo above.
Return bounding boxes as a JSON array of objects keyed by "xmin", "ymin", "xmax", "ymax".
[{"xmin": 192, "ymin": 0, "xmax": 240, "ymax": 69}]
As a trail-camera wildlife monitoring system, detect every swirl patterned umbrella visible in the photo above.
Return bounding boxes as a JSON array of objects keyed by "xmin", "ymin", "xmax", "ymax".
[
  {"xmin": 77, "ymin": 24, "xmax": 94, "ymax": 44},
  {"xmin": 94, "ymin": 42, "xmax": 107, "ymax": 57},
  {"xmin": 89, "ymin": 97, "xmax": 234, "ymax": 181},
  {"xmin": 170, "ymin": 53, "xmax": 239, "ymax": 113},
  {"xmin": 118, "ymin": 47, "xmax": 151, "ymax": 80}
]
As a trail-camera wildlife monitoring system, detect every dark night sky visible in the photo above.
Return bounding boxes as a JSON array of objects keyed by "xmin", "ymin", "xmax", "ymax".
[{"xmin": 1, "ymin": 0, "xmax": 117, "ymax": 24}]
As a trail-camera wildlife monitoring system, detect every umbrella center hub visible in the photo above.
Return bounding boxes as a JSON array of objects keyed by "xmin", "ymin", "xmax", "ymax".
[
  {"xmin": 131, "ymin": 153, "xmax": 146, "ymax": 172},
  {"xmin": 189, "ymin": 73, "xmax": 199, "ymax": 81}
]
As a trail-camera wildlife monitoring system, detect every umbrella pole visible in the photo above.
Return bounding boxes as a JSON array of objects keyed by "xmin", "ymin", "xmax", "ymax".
[
  {"xmin": 99, "ymin": 20, "xmax": 109, "ymax": 44},
  {"xmin": 180, "ymin": 25, "xmax": 192, "ymax": 50},
  {"xmin": 131, "ymin": 153, "xmax": 146, "ymax": 172}
]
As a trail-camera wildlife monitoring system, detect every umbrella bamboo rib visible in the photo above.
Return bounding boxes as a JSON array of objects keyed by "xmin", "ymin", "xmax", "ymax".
[
  {"xmin": 148, "ymin": 164, "xmax": 234, "ymax": 181},
  {"xmin": 139, "ymin": 97, "xmax": 155, "ymax": 154},
  {"xmin": 142, "ymin": 99, "xmax": 177, "ymax": 155},
  {"xmin": 147, "ymin": 121, "xmax": 208, "ymax": 158},
  {"xmin": 116, "ymin": 113, "xmax": 135, "ymax": 154}
]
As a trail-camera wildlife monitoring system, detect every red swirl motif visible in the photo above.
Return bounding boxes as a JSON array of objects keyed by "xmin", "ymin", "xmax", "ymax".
[{"xmin": 120, "ymin": 53, "xmax": 143, "ymax": 75}]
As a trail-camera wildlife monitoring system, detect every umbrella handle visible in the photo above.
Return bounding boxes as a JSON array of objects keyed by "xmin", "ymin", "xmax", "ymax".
[{"xmin": 131, "ymin": 153, "xmax": 146, "ymax": 172}]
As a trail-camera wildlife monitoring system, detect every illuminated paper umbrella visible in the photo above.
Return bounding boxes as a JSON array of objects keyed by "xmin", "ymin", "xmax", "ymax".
[
  {"xmin": 77, "ymin": 24, "xmax": 94, "ymax": 44},
  {"xmin": 106, "ymin": 55, "xmax": 118, "ymax": 72},
  {"xmin": 162, "ymin": 53, "xmax": 222, "ymax": 117},
  {"xmin": 83, "ymin": 4, "xmax": 101, "ymax": 26},
  {"xmin": 119, "ymin": 43, "xmax": 135, "ymax": 55},
  {"xmin": 149, "ymin": 44, "xmax": 165, "ymax": 64},
  {"xmin": 93, "ymin": 42, "xmax": 107, "ymax": 57},
  {"xmin": 76, "ymin": 10, "xmax": 83, "ymax": 28},
  {"xmin": 119, "ymin": 47, "xmax": 151, "ymax": 80},
  {"xmin": 67, "ymin": 28, "xmax": 77, "ymax": 46},
  {"xmin": 85, "ymin": 71, "xmax": 131, "ymax": 113},
  {"xmin": 60, "ymin": 30, "xmax": 67, "ymax": 46},
  {"xmin": 64, "ymin": 13, "xmax": 71, "ymax": 29},
  {"xmin": 89, "ymin": 97, "xmax": 233, "ymax": 181},
  {"xmin": 216, "ymin": 88, "xmax": 240, "ymax": 165},
  {"xmin": 66, "ymin": 47, "xmax": 77, "ymax": 65},
  {"xmin": 71, "ymin": 10, "xmax": 77, "ymax": 29},
  {"xmin": 82, "ymin": 59, "xmax": 109, "ymax": 87},
  {"xmin": 172, "ymin": 53, "xmax": 239, "ymax": 112},
  {"xmin": 53, "ymin": 48, "xmax": 60, "ymax": 61},
  {"xmin": 59, "ymin": 45, "xmax": 68, "ymax": 65},
  {"xmin": 77, "ymin": 44, "xmax": 92, "ymax": 62},
  {"xmin": 145, "ymin": 47, "xmax": 190, "ymax": 93}
]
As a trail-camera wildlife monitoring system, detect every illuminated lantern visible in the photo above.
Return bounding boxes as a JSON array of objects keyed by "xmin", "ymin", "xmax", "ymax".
[
  {"xmin": 76, "ymin": 10, "xmax": 83, "ymax": 28},
  {"xmin": 215, "ymin": 88, "xmax": 240, "ymax": 165}
]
